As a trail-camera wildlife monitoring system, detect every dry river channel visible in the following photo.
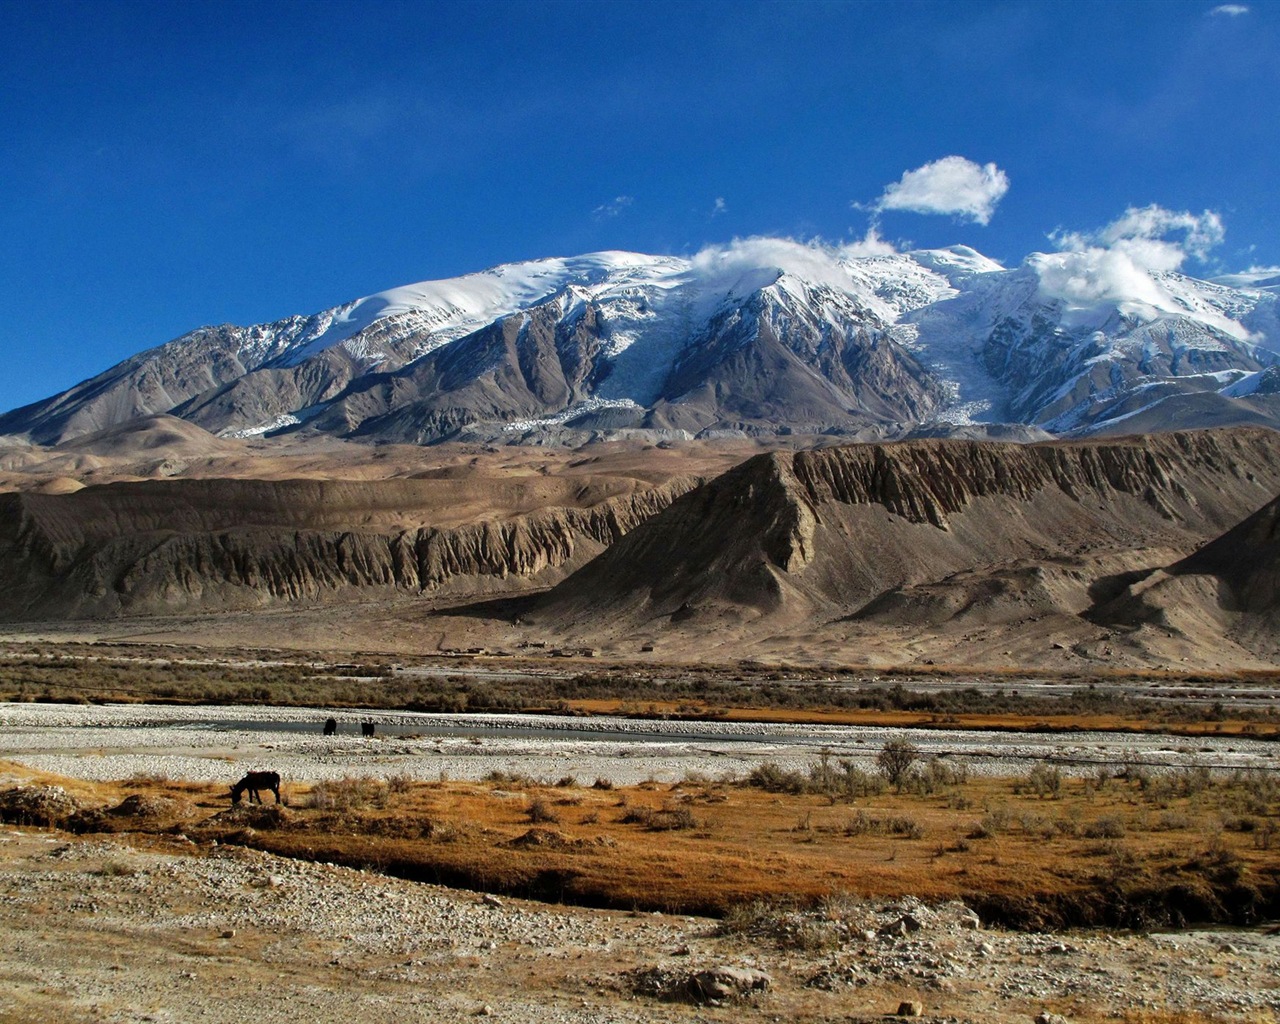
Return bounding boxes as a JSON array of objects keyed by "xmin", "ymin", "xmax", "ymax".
[{"xmin": 3, "ymin": 702, "xmax": 1280, "ymax": 787}]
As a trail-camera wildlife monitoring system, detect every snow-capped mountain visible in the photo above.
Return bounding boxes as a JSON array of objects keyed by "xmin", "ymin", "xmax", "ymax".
[{"xmin": 2, "ymin": 240, "xmax": 1277, "ymax": 447}]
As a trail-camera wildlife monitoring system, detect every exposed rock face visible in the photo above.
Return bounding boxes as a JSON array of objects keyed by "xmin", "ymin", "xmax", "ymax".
[
  {"xmin": 530, "ymin": 429, "xmax": 1280, "ymax": 635},
  {"xmin": 0, "ymin": 475, "xmax": 696, "ymax": 618}
]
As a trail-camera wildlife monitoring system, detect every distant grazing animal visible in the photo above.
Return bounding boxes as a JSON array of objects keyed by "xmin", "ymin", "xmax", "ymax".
[
  {"xmin": 361, "ymin": 721, "xmax": 375, "ymax": 737},
  {"xmin": 230, "ymin": 770, "xmax": 282, "ymax": 805},
  {"xmin": 323, "ymin": 717, "xmax": 337, "ymax": 736}
]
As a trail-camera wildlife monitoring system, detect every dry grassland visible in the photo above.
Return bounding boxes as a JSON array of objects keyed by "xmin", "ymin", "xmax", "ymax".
[{"xmin": 16, "ymin": 758, "xmax": 1278, "ymax": 930}]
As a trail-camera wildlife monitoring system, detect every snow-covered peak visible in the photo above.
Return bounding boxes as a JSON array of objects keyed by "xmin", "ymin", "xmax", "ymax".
[
  {"xmin": 908, "ymin": 244, "xmax": 1005, "ymax": 280},
  {"xmin": 281, "ymin": 251, "xmax": 689, "ymax": 366}
]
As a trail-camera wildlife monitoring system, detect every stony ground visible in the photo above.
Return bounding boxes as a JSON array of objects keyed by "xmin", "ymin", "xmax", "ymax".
[
  {"xmin": 4, "ymin": 702, "xmax": 1278, "ymax": 789},
  {"xmin": 2, "ymin": 823, "xmax": 1279, "ymax": 1024}
]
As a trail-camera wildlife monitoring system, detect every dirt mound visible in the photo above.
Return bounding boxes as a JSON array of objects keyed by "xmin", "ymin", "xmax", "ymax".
[
  {"xmin": 55, "ymin": 415, "xmax": 243, "ymax": 459},
  {"xmin": 505, "ymin": 828, "xmax": 614, "ymax": 851},
  {"xmin": 109, "ymin": 794, "xmax": 189, "ymax": 819},
  {"xmin": 206, "ymin": 804, "xmax": 293, "ymax": 829},
  {"xmin": 0, "ymin": 784, "xmax": 83, "ymax": 827}
]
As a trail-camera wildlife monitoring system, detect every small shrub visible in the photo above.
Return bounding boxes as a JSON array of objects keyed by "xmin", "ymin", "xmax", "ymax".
[
  {"xmin": 620, "ymin": 805, "xmax": 699, "ymax": 831},
  {"xmin": 527, "ymin": 796, "xmax": 560, "ymax": 824},
  {"xmin": 1082, "ymin": 815, "xmax": 1126, "ymax": 839},
  {"xmin": 306, "ymin": 776, "xmax": 388, "ymax": 811},
  {"xmin": 1022, "ymin": 763, "xmax": 1063, "ymax": 799},
  {"xmin": 748, "ymin": 761, "xmax": 808, "ymax": 794},
  {"xmin": 876, "ymin": 738, "xmax": 920, "ymax": 791},
  {"xmin": 968, "ymin": 806, "xmax": 1012, "ymax": 839},
  {"xmin": 717, "ymin": 899, "xmax": 843, "ymax": 951},
  {"xmin": 885, "ymin": 815, "xmax": 924, "ymax": 839},
  {"xmin": 837, "ymin": 761, "xmax": 886, "ymax": 800}
]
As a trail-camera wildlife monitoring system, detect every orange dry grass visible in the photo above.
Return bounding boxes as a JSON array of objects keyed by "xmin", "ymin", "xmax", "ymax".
[{"xmin": 4, "ymin": 760, "xmax": 1277, "ymax": 924}]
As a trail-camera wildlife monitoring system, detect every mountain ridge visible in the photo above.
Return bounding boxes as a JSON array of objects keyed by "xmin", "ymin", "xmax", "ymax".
[{"xmin": 3, "ymin": 241, "xmax": 1278, "ymax": 448}]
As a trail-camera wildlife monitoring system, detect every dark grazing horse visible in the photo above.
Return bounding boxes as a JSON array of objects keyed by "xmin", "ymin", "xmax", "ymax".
[{"xmin": 230, "ymin": 770, "xmax": 282, "ymax": 805}]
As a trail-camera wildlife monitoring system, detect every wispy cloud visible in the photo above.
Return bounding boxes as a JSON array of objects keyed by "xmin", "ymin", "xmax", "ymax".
[
  {"xmin": 1051, "ymin": 204, "xmax": 1225, "ymax": 272},
  {"xmin": 711, "ymin": 196, "xmax": 727, "ymax": 217},
  {"xmin": 592, "ymin": 195, "xmax": 634, "ymax": 220},
  {"xmin": 840, "ymin": 226, "xmax": 898, "ymax": 257},
  {"xmin": 868, "ymin": 156, "xmax": 1010, "ymax": 226},
  {"xmin": 1209, "ymin": 4, "xmax": 1250, "ymax": 15},
  {"xmin": 1034, "ymin": 204, "xmax": 1249, "ymax": 339}
]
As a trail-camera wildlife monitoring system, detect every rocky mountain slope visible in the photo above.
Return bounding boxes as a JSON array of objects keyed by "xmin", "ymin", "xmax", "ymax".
[
  {"xmin": 526, "ymin": 429, "xmax": 1280, "ymax": 660},
  {"xmin": 4, "ymin": 424, "xmax": 1280, "ymax": 670},
  {"xmin": 3, "ymin": 242, "xmax": 1277, "ymax": 447},
  {"xmin": 0, "ymin": 464, "xmax": 703, "ymax": 619}
]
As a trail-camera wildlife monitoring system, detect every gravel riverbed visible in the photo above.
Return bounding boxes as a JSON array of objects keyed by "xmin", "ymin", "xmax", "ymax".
[{"xmin": 3, "ymin": 702, "xmax": 1278, "ymax": 786}]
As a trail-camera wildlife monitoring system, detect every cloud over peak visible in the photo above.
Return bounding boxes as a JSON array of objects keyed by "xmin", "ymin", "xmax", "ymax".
[
  {"xmin": 1051, "ymin": 204, "xmax": 1225, "ymax": 272},
  {"xmin": 872, "ymin": 156, "xmax": 1010, "ymax": 226}
]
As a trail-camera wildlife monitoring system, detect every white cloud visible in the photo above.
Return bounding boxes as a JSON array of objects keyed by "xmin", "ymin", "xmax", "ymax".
[
  {"xmin": 1209, "ymin": 4, "xmax": 1250, "ymax": 15},
  {"xmin": 592, "ymin": 195, "xmax": 634, "ymax": 220},
  {"xmin": 688, "ymin": 237, "xmax": 856, "ymax": 300},
  {"xmin": 1034, "ymin": 204, "xmax": 1251, "ymax": 339},
  {"xmin": 840, "ymin": 226, "xmax": 898, "ymax": 258},
  {"xmin": 711, "ymin": 196, "xmax": 727, "ymax": 217},
  {"xmin": 872, "ymin": 156, "xmax": 1010, "ymax": 226},
  {"xmin": 1050, "ymin": 204, "xmax": 1225, "ymax": 272}
]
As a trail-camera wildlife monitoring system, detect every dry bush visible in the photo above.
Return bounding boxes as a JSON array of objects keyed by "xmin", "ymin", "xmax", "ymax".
[
  {"xmin": 717, "ymin": 899, "xmax": 844, "ymax": 951},
  {"xmin": 620, "ymin": 805, "xmax": 699, "ymax": 831},
  {"xmin": 968, "ymin": 806, "xmax": 1013, "ymax": 839},
  {"xmin": 885, "ymin": 815, "xmax": 924, "ymax": 839},
  {"xmin": 305, "ymin": 776, "xmax": 389, "ymax": 811},
  {"xmin": 876, "ymin": 738, "xmax": 920, "ymax": 791},
  {"xmin": 841, "ymin": 810, "xmax": 923, "ymax": 839},
  {"xmin": 526, "ymin": 796, "xmax": 560, "ymax": 824},
  {"xmin": 1082, "ymin": 815, "xmax": 1126, "ymax": 839},
  {"xmin": 1015, "ymin": 763, "xmax": 1063, "ymax": 799}
]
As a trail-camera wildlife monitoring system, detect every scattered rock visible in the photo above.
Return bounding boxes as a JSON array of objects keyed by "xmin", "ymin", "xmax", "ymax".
[
  {"xmin": 628, "ymin": 964, "xmax": 771, "ymax": 1005},
  {"xmin": 688, "ymin": 966, "xmax": 772, "ymax": 1004},
  {"xmin": 482, "ymin": 894, "xmax": 504, "ymax": 908},
  {"xmin": 881, "ymin": 913, "xmax": 923, "ymax": 938},
  {"xmin": 1035, "ymin": 1013, "xmax": 1070, "ymax": 1024},
  {"xmin": 896, "ymin": 1000, "xmax": 924, "ymax": 1016}
]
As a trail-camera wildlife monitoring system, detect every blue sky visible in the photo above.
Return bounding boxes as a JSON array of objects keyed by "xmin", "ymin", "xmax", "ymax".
[{"xmin": 2, "ymin": 0, "xmax": 1278, "ymax": 414}]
